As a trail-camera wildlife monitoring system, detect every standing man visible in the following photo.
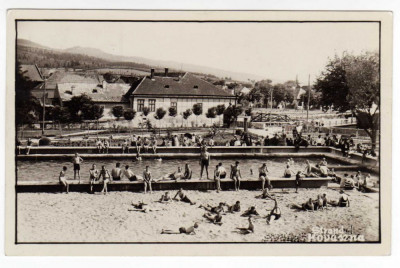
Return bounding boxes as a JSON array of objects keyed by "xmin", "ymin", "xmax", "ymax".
[
  {"xmin": 199, "ymin": 147, "xmax": 210, "ymax": 180},
  {"xmin": 72, "ymin": 153, "xmax": 84, "ymax": 183},
  {"xmin": 230, "ymin": 161, "xmax": 242, "ymax": 191}
]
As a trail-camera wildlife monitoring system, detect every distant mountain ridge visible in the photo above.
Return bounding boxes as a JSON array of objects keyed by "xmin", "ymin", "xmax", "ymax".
[{"xmin": 17, "ymin": 39, "xmax": 265, "ymax": 82}]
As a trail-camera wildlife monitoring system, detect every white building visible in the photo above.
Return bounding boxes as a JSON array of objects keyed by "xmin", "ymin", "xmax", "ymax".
[{"xmin": 129, "ymin": 69, "xmax": 236, "ymax": 127}]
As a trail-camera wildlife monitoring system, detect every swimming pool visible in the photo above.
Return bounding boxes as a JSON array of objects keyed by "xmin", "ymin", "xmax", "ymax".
[{"xmin": 16, "ymin": 157, "xmax": 352, "ymax": 182}]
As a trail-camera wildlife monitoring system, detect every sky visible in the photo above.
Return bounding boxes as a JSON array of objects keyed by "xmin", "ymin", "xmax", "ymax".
[{"xmin": 17, "ymin": 21, "xmax": 379, "ymax": 84}]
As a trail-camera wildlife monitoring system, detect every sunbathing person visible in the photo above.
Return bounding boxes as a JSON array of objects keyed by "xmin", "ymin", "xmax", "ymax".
[
  {"xmin": 203, "ymin": 212, "xmax": 223, "ymax": 225},
  {"xmin": 236, "ymin": 217, "xmax": 254, "ymax": 234},
  {"xmin": 225, "ymin": 201, "xmax": 241, "ymax": 213},
  {"xmin": 313, "ymin": 194, "xmax": 324, "ymax": 210},
  {"xmin": 321, "ymin": 193, "xmax": 328, "ymax": 208},
  {"xmin": 161, "ymin": 223, "xmax": 199, "ymax": 235},
  {"xmin": 129, "ymin": 201, "xmax": 161, "ymax": 213},
  {"xmin": 256, "ymin": 187, "xmax": 274, "ymax": 199},
  {"xmin": 199, "ymin": 202, "xmax": 225, "ymax": 214},
  {"xmin": 158, "ymin": 192, "xmax": 172, "ymax": 203},
  {"xmin": 241, "ymin": 206, "xmax": 260, "ymax": 217},
  {"xmin": 329, "ymin": 190, "xmax": 350, "ymax": 207},
  {"xmin": 303, "ymin": 160, "xmax": 318, "ymax": 177},
  {"xmin": 290, "ymin": 198, "xmax": 315, "ymax": 211},
  {"xmin": 266, "ymin": 198, "xmax": 281, "ymax": 224},
  {"xmin": 173, "ymin": 188, "xmax": 196, "ymax": 205}
]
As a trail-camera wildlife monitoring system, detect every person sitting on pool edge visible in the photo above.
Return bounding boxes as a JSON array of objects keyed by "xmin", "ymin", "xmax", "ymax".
[
  {"xmin": 183, "ymin": 164, "xmax": 192, "ymax": 180},
  {"xmin": 173, "ymin": 188, "xmax": 196, "ymax": 205},
  {"xmin": 123, "ymin": 165, "xmax": 137, "ymax": 181},
  {"xmin": 161, "ymin": 222, "xmax": 199, "ymax": 235},
  {"xmin": 111, "ymin": 162, "xmax": 122, "ymax": 181},
  {"xmin": 143, "ymin": 165, "xmax": 152, "ymax": 194},
  {"xmin": 59, "ymin": 166, "xmax": 69, "ymax": 194},
  {"xmin": 283, "ymin": 165, "xmax": 295, "ymax": 178},
  {"xmin": 160, "ymin": 167, "xmax": 185, "ymax": 181},
  {"xmin": 259, "ymin": 163, "xmax": 271, "ymax": 191},
  {"xmin": 214, "ymin": 163, "xmax": 227, "ymax": 192}
]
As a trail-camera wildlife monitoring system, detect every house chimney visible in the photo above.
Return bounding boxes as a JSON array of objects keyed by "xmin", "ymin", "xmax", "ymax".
[
  {"xmin": 164, "ymin": 68, "xmax": 169, "ymax": 77},
  {"xmin": 150, "ymin": 68, "xmax": 155, "ymax": 79}
]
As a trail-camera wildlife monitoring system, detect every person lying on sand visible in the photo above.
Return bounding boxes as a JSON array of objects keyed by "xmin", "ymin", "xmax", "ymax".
[
  {"xmin": 129, "ymin": 201, "xmax": 161, "ymax": 213},
  {"xmin": 161, "ymin": 223, "xmax": 199, "ymax": 235},
  {"xmin": 225, "ymin": 201, "xmax": 241, "ymax": 213},
  {"xmin": 173, "ymin": 188, "xmax": 196, "ymax": 205},
  {"xmin": 266, "ymin": 198, "xmax": 281, "ymax": 224},
  {"xmin": 158, "ymin": 192, "xmax": 172, "ymax": 203},
  {"xmin": 203, "ymin": 212, "xmax": 223, "ymax": 225},
  {"xmin": 328, "ymin": 190, "xmax": 350, "ymax": 207},
  {"xmin": 302, "ymin": 198, "xmax": 315, "ymax": 211},
  {"xmin": 313, "ymin": 194, "xmax": 324, "ymax": 210},
  {"xmin": 256, "ymin": 187, "xmax": 274, "ymax": 199},
  {"xmin": 241, "ymin": 206, "xmax": 260, "ymax": 217},
  {"xmin": 199, "ymin": 202, "xmax": 225, "ymax": 214},
  {"xmin": 236, "ymin": 217, "xmax": 254, "ymax": 234}
]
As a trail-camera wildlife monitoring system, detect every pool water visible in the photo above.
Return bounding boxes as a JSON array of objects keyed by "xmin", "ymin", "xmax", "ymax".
[{"xmin": 16, "ymin": 157, "xmax": 350, "ymax": 182}]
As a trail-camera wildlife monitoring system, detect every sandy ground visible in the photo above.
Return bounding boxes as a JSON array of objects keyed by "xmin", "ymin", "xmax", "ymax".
[{"xmin": 17, "ymin": 188, "xmax": 379, "ymax": 243}]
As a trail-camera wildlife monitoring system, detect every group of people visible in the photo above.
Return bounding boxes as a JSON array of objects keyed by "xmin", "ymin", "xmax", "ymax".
[{"xmin": 293, "ymin": 190, "xmax": 350, "ymax": 211}]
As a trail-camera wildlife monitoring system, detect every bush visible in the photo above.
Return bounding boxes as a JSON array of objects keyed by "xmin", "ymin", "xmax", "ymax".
[
  {"xmin": 235, "ymin": 129, "xmax": 244, "ymax": 136},
  {"xmin": 123, "ymin": 109, "xmax": 136, "ymax": 121},
  {"xmin": 38, "ymin": 136, "xmax": 51, "ymax": 146}
]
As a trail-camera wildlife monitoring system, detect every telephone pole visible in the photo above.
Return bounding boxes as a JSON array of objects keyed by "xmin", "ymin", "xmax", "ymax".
[{"xmin": 42, "ymin": 78, "xmax": 46, "ymax": 135}]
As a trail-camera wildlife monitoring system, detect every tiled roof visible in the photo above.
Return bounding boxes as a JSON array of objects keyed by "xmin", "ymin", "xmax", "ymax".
[
  {"xmin": 131, "ymin": 73, "xmax": 235, "ymax": 98},
  {"xmin": 57, "ymin": 82, "xmax": 131, "ymax": 103},
  {"xmin": 20, "ymin": 64, "xmax": 43, "ymax": 82}
]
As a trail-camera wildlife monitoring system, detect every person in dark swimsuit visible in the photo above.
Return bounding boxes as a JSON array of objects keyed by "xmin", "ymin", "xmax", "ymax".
[
  {"xmin": 283, "ymin": 165, "xmax": 295, "ymax": 178},
  {"xmin": 199, "ymin": 148, "xmax": 210, "ymax": 180},
  {"xmin": 225, "ymin": 201, "xmax": 241, "ymax": 213},
  {"xmin": 161, "ymin": 223, "xmax": 199, "ymax": 235},
  {"xmin": 199, "ymin": 202, "xmax": 225, "ymax": 214},
  {"xmin": 173, "ymin": 188, "xmax": 196, "ymax": 205},
  {"xmin": 183, "ymin": 163, "xmax": 192, "ymax": 180},
  {"xmin": 295, "ymin": 171, "xmax": 304, "ymax": 193},
  {"xmin": 241, "ymin": 206, "xmax": 260, "ymax": 217},
  {"xmin": 111, "ymin": 162, "xmax": 122, "ymax": 181},
  {"xmin": 236, "ymin": 217, "xmax": 254, "ymax": 234},
  {"xmin": 231, "ymin": 161, "xmax": 242, "ymax": 191},
  {"xmin": 203, "ymin": 212, "xmax": 223, "ymax": 225},
  {"xmin": 259, "ymin": 163, "xmax": 270, "ymax": 191},
  {"xmin": 266, "ymin": 198, "xmax": 281, "ymax": 224}
]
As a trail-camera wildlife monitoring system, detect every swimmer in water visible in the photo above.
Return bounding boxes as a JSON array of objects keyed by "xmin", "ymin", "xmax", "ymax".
[
  {"xmin": 173, "ymin": 188, "xmax": 196, "ymax": 205},
  {"xmin": 161, "ymin": 223, "xmax": 199, "ymax": 235}
]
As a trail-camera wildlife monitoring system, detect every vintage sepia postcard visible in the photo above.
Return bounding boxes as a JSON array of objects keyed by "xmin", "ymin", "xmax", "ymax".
[{"xmin": 5, "ymin": 10, "xmax": 392, "ymax": 256}]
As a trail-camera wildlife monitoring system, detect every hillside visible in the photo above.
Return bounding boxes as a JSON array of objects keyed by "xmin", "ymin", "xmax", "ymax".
[{"xmin": 17, "ymin": 39, "xmax": 263, "ymax": 82}]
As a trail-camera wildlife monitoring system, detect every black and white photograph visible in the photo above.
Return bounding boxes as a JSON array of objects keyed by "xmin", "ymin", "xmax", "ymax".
[{"xmin": 4, "ymin": 9, "xmax": 392, "ymax": 256}]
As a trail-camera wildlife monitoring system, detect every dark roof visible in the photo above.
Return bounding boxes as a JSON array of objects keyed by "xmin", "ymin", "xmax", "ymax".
[
  {"xmin": 131, "ymin": 73, "xmax": 234, "ymax": 98},
  {"xmin": 20, "ymin": 64, "xmax": 43, "ymax": 82}
]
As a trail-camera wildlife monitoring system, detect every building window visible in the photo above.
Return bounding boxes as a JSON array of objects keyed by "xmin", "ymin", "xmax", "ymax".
[
  {"xmin": 137, "ymin": 99, "xmax": 145, "ymax": 112},
  {"xmin": 149, "ymin": 99, "xmax": 156, "ymax": 112},
  {"xmin": 171, "ymin": 101, "xmax": 177, "ymax": 112}
]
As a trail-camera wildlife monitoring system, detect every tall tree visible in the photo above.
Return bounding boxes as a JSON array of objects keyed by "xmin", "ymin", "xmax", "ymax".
[
  {"xmin": 223, "ymin": 105, "xmax": 243, "ymax": 127},
  {"xmin": 112, "ymin": 105, "xmax": 124, "ymax": 120},
  {"xmin": 216, "ymin": 104, "xmax": 226, "ymax": 126},
  {"xmin": 154, "ymin": 107, "xmax": 167, "ymax": 129},
  {"xmin": 192, "ymin": 103, "xmax": 203, "ymax": 126},
  {"xmin": 206, "ymin": 107, "xmax": 217, "ymax": 125},
  {"xmin": 314, "ymin": 51, "xmax": 379, "ymax": 152}
]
